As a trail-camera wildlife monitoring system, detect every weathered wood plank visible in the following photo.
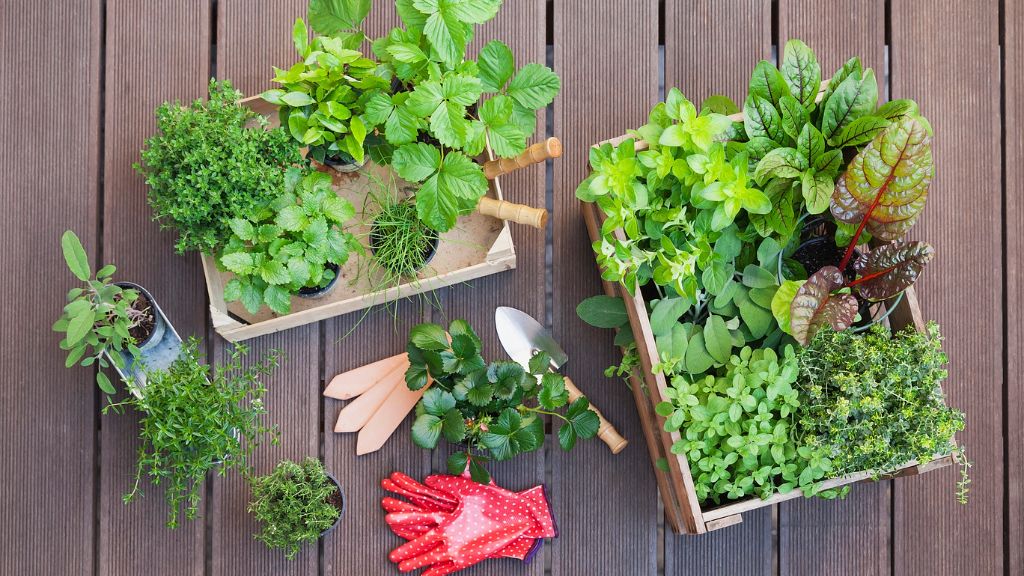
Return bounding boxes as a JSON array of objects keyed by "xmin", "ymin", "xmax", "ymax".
[
  {"xmin": 98, "ymin": 1, "xmax": 210, "ymax": 574},
  {"xmin": 775, "ymin": 3, "xmax": 891, "ymax": 575},
  {"xmin": 0, "ymin": 0, "xmax": 101, "ymax": 573},
  {"xmin": 891, "ymin": 1, "xmax": 1003, "ymax": 574},
  {"xmin": 426, "ymin": 3, "xmax": 548, "ymax": 574},
  {"xmin": 1007, "ymin": 1, "xmax": 1024, "ymax": 573},
  {"xmin": 551, "ymin": 1, "xmax": 660, "ymax": 574},
  {"xmin": 323, "ymin": 306, "xmax": 430, "ymax": 574},
  {"xmin": 663, "ymin": 1, "xmax": 772, "ymax": 569},
  {"xmin": 665, "ymin": 0, "xmax": 770, "ymax": 105},
  {"xmin": 210, "ymin": 3, "xmax": 321, "ymax": 574}
]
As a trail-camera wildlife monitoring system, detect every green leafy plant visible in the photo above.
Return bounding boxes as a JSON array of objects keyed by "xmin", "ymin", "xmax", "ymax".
[
  {"xmin": 137, "ymin": 79, "xmax": 304, "ymax": 254},
  {"xmin": 786, "ymin": 116, "xmax": 935, "ymax": 345},
  {"xmin": 795, "ymin": 323, "xmax": 967, "ymax": 500},
  {"xmin": 219, "ymin": 168, "xmax": 360, "ymax": 315},
  {"xmin": 337, "ymin": 0, "xmax": 560, "ymax": 232},
  {"xmin": 249, "ymin": 457, "xmax": 342, "ymax": 560},
  {"xmin": 106, "ymin": 338, "xmax": 280, "ymax": 528},
  {"xmin": 654, "ymin": 345, "xmax": 824, "ymax": 504},
  {"xmin": 365, "ymin": 174, "xmax": 438, "ymax": 282},
  {"xmin": 262, "ymin": 18, "xmax": 389, "ymax": 165},
  {"xmin": 54, "ymin": 230, "xmax": 148, "ymax": 395},
  {"xmin": 405, "ymin": 320, "xmax": 599, "ymax": 483},
  {"xmin": 736, "ymin": 40, "xmax": 927, "ymax": 221}
]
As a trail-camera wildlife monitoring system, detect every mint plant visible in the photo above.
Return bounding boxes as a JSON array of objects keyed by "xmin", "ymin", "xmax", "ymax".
[
  {"xmin": 262, "ymin": 18, "xmax": 389, "ymax": 165},
  {"xmin": 54, "ymin": 230, "xmax": 147, "ymax": 396},
  {"xmin": 219, "ymin": 168, "xmax": 360, "ymax": 315},
  {"xmin": 303, "ymin": 0, "xmax": 560, "ymax": 232},
  {"xmin": 108, "ymin": 338, "xmax": 280, "ymax": 528},
  {"xmin": 137, "ymin": 79, "xmax": 304, "ymax": 254},
  {"xmin": 249, "ymin": 457, "xmax": 341, "ymax": 560},
  {"xmin": 405, "ymin": 320, "xmax": 599, "ymax": 484}
]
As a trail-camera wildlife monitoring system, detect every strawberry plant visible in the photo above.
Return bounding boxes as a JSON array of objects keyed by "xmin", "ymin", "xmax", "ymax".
[
  {"xmin": 300, "ymin": 0, "xmax": 560, "ymax": 233},
  {"xmin": 405, "ymin": 320, "xmax": 598, "ymax": 484}
]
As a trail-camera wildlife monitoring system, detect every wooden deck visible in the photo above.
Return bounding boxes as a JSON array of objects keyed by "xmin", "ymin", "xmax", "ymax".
[{"xmin": 2, "ymin": 0, "xmax": 1018, "ymax": 574}]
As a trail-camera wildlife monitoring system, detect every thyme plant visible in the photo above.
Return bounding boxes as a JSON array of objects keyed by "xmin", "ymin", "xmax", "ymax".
[{"xmin": 249, "ymin": 457, "xmax": 341, "ymax": 560}]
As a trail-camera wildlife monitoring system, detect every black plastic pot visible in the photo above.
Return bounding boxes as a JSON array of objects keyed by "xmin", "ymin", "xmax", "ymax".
[
  {"xmin": 110, "ymin": 282, "xmax": 183, "ymax": 394},
  {"xmin": 298, "ymin": 263, "xmax": 341, "ymax": 299},
  {"xmin": 322, "ymin": 153, "xmax": 367, "ymax": 174},
  {"xmin": 791, "ymin": 229, "xmax": 873, "ymax": 324},
  {"xmin": 320, "ymin": 472, "xmax": 346, "ymax": 538}
]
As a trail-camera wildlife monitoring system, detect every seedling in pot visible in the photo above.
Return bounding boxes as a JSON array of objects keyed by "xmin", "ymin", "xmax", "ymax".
[
  {"xmin": 54, "ymin": 230, "xmax": 152, "ymax": 396},
  {"xmin": 249, "ymin": 457, "xmax": 344, "ymax": 560},
  {"xmin": 219, "ymin": 168, "xmax": 361, "ymax": 315}
]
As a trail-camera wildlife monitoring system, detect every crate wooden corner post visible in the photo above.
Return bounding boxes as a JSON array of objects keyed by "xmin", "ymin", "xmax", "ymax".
[
  {"xmin": 202, "ymin": 98, "xmax": 519, "ymax": 343},
  {"xmin": 581, "ymin": 134, "xmax": 958, "ymax": 535}
]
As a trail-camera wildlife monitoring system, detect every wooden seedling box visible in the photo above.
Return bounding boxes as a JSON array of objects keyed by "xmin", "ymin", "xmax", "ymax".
[
  {"xmin": 581, "ymin": 128, "xmax": 956, "ymax": 535},
  {"xmin": 202, "ymin": 98, "xmax": 517, "ymax": 343}
]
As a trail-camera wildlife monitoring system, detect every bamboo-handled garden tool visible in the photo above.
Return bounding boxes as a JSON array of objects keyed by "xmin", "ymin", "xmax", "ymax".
[
  {"xmin": 476, "ymin": 197, "xmax": 548, "ymax": 228},
  {"xmin": 482, "ymin": 137, "xmax": 562, "ymax": 179},
  {"xmin": 494, "ymin": 306, "xmax": 628, "ymax": 454}
]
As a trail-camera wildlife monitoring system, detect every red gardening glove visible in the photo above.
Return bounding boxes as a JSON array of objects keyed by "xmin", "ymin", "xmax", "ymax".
[
  {"xmin": 380, "ymin": 472, "xmax": 545, "ymax": 561},
  {"xmin": 381, "ymin": 472, "xmax": 557, "ymax": 575}
]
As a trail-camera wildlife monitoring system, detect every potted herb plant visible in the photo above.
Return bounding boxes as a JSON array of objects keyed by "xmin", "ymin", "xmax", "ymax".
[
  {"xmin": 54, "ymin": 230, "xmax": 176, "ymax": 395},
  {"xmin": 218, "ymin": 168, "xmax": 360, "ymax": 315},
  {"xmin": 358, "ymin": 172, "xmax": 439, "ymax": 289},
  {"xmin": 106, "ymin": 338, "xmax": 280, "ymax": 528},
  {"xmin": 137, "ymin": 79, "xmax": 305, "ymax": 254},
  {"xmin": 248, "ymin": 457, "xmax": 344, "ymax": 560},
  {"xmin": 575, "ymin": 39, "xmax": 966, "ymax": 523},
  {"xmin": 262, "ymin": 17, "xmax": 388, "ymax": 171},
  {"xmin": 405, "ymin": 319, "xmax": 599, "ymax": 483}
]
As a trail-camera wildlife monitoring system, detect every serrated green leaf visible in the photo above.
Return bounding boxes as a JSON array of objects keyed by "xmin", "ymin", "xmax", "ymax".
[
  {"xmin": 392, "ymin": 142, "xmax": 441, "ymax": 182},
  {"xmin": 507, "ymin": 63, "xmax": 560, "ymax": 110},
  {"xmin": 220, "ymin": 251, "xmax": 255, "ymax": 275},
  {"xmin": 411, "ymin": 413, "xmax": 442, "ymax": 449},
  {"xmin": 478, "ymin": 40, "xmax": 515, "ymax": 92},
  {"xmin": 263, "ymin": 284, "xmax": 291, "ymax": 314},
  {"xmin": 538, "ymin": 372, "xmax": 569, "ymax": 409},
  {"xmin": 410, "ymin": 323, "xmax": 450, "ymax": 351}
]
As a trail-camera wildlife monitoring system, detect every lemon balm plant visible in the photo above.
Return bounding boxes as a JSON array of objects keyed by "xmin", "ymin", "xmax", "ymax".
[{"xmin": 218, "ymin": 168, "xmax": 360, "ymax": 315}]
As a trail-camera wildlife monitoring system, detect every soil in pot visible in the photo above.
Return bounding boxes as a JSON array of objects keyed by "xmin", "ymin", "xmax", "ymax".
[
  {"xmin": 115, "ymin": 283, "xmax": 161, "ymax": 347},
  {"xmin": 369, "ymin": 199, "xmax": 440, "ymax": 278},
  {"xmin": 298, "ymin": 263, "xmax": 341, "ymax": 299},
  {"xmin": 791, "ymin": 236, "xmax": 875, "ymax": 325}
]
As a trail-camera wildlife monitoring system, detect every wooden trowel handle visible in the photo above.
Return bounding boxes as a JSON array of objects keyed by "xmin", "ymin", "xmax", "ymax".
[
  {"xmin": 483, "ymin": 137, "xmax": 562, "ymax": 179},
  {"xmin": 563, "ymin": 376, "xmax": 627, "ymax": 454},
  {"xmin": 477, "ymin": 197, "xmax": 549, "ymax": 228}
]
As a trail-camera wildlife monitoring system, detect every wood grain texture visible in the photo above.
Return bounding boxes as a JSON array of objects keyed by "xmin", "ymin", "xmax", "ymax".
[
  {"xmin": 664, "ymin": 0, "xmax": 770, "ymax": 105},
  {"xmin": 323, "ymin": 306, "xmax": 430, "ymax": 575},
  {"xmin": 780, "ymin": 482, "xmax": 891, "ymax": 576},
  {"xmin": 0, "ymin": 0, "xmax": 101, "ymax": 574},
  {"xmin": 663, "ymin": 0, "xmax": 773, "ymax": 564},
  {"xmin": 891, "ymin": 1, "xmax": 1003, "ymax": 574},
  {"xmin": 210, "ymin": 3, "xmax": 321, "ymax": 573},
  {"xmin": 778, "ymin": 0, "xmax": 885, "ymax": 78},
  {"xmin": 775, "ymin": 3, "xmax": 891, "ymax": 574},
  {"xmin": 1007, "ymin": 1, "xmax": 1023, "ymax": 573},
  {"xmin": 665, "ymin": 507, "xmax": 771, "ymax": 576},
  {"xmin": 552, "ymin": 1, "xmax": 660, "ymax": 574},
  {"xmin": 98, "ymin": 2, "xmax": 210, "ymax": 575},
  {"xmin": 209, "ymin": 328, "xmax": 320, "ymax": 575},
  {"xmin": 427, "ymin": 2, "xmax": 548, "ymax": 574}
]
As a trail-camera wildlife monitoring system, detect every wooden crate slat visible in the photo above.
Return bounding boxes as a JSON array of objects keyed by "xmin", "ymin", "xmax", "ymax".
[
  {"xmin": 774, "ymin": 2, "xmax": 890, "ymax": 575},
  {"xmin": 209, "ymin": 2, "xmax": 321, "ymax": 574},
  {"xmin": 1008, "ymin": 0, "xmax": 1024, "ymax": 573},
  {"xmin": 551, "ymin": 1, "xmax": 661, "ymax": 573},
  {"xmin": 98, "ymin": 1, "xmax": 210, "ymax": 574},
  {"xmin": 891, "ymin": 1, "xmax": 1004, "ymax": 574},
  {"xmin": 0, "ymin": 0, "xmax": 102, "ymax": 573}
]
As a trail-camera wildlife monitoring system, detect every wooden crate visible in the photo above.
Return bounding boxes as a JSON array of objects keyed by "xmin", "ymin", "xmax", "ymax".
[
  {"xmin": 580, "ymin": 137, "xmax": 956, "ymax": 535},
  {"xmin": 202, "ymin": 98, "xmax": 518, "ymax": 343}
]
